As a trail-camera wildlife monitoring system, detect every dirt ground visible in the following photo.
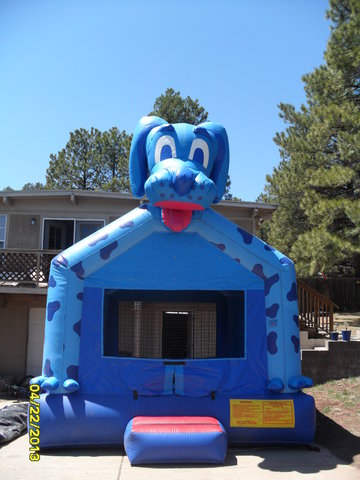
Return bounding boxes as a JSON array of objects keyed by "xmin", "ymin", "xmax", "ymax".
[{"xmin": 307, "ymin": 376, "xmax": 360, "ymax": 470}]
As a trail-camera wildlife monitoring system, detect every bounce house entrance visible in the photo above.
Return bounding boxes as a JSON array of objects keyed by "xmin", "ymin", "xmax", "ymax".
[
  {"xmin": 103, "ymin": 290, "xmax": 245, "ymax": 360},
  {"xmin": 162, "ymin": 311, "xmax": 191, "ymax": 359}
]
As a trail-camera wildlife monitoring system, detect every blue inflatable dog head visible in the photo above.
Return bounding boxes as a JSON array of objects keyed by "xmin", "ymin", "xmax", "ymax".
[{"xmin": 129, "ymin": 116, "xmax": 229, "ymax": 231}]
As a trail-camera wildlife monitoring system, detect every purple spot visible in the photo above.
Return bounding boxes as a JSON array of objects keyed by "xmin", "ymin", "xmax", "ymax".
[
  {"xmin": 188, "ymin": 195, "xmax": 193, "ymax": 200},
  {"xmin": 73, "ymin": 320, "xmax": 81, "ymax": 337},
  {"xmin": 77, "ymin": 292, "xmax": 83, "ymax": 301},
  {"xmin": 265, "ymin": 274, "xmax": 280, "ymax": 296},
  {"xmin": 66, "ymin": 365, "xmax": 79, "ymax": 381},
  {"xmin": 48, "ymin": 275, "xmax": 57, "ymax": 288},
  {"xmin": 200, "ymin": 185, "xmax": 205, "ymax": 190},
  {"xmin": 160, "ymin": 193, "xmax": 165, "ymax": 198},
  {"xmin": 44, "ymin": 359, "xmax": 53, "ymax": 377},
  {"xmin": 287, "ymin": 282, "xmax": 297, "ymax": 301},
  {"xmin": 169, "ymin": 193, "xmax": 175, "ymax": 199},
  {"xmin": 160, "ymin": 182, "xmax": 165, "ymax": 187},
  {"xmin": 293, "ymin": 315, "xmax": 299, "ymax": 327},
  {"xmin": 237, "ymin": 227, "xmax": 253, "ymax": 244},
  {"xmin": 88, "ymin": 232, "xmax": 108, "ymax": 247},
  {"xmin": 53, "ymin": 254, "xmax": 68, "ymax": 268},
  {"xmin": 252, "ymin": 265, "xmax": 280, "ymax": 295},
  {"xmin": 234, "ymin": 258, "xmax": 241, "ymax": 263},
  {"xmin": 63, "ymin": 344, "xmax": 65, "ymax": 351},
  {"xmin": 197, "ymin": 196, "xmax": 203, "ymax": 201},
  {"xmin": 266, "ymin": 303, "xmax": 280, "ymax": 318},
  {"xmin": 100, "ymin": 241, "xmax": 118, "ymax": 260},
  {"xmin": 119, "ymin": 221, "xmax": 135, "ymax": 229},
  {"xmin": 139, "ymin": 204, "xmax": 149, "ymax": 210},
  {"xmin": 252, "ymin": 264, "xmax": 266, "ymax": 280},
  {"xmin": 267, "ymin": 332, "xmax": 278, "ymax": 355},
  {"xmin": 265, "ymin": 243, "xmax": 276, "ymax": 252},
  {"xmin": 47, "ymin": 301, "xmax": 60, "ymax": 321},
  {"xmin": 291, "ymin": 335, "xmax": 300, "ymax": 353},
  {"xmin": 71, "ymin": 261, "xmax": 85, "ymax": 280},
  {"xmin": 191, "ymin": 185, "xmax": 196, "ymax": 190},
  {"xmin": 211, "ymin": 242, "xmax": 226, "ymax": 251}
]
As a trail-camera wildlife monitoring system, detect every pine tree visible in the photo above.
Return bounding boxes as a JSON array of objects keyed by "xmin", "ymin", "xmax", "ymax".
[
  {"xmin": 46, "ymin": 128, "xmax": 103, "ymax": 190},
  {"xmin": 149, "ymin": 88, "xmax": 208, "ymax": 125},
  {"xmin": 261, "ymin": 0, "xmax": 360, "ymax": 276}
]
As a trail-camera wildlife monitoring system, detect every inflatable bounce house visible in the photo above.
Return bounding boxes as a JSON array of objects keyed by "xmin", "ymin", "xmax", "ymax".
[{"xmin": 30, "ymin": 116, "xmax": 315, "ymax": 464}]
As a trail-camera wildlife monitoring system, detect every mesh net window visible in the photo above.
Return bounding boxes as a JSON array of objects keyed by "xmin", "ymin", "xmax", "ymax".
[{"xmin": 103, "ymin": 290, "xmax": 244, "ymax": 360}]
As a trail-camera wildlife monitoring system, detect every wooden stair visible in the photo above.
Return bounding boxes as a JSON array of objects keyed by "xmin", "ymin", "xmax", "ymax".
[{"xmin": 297, "ymin": 280, "xmax": 339, "ymax": 336}]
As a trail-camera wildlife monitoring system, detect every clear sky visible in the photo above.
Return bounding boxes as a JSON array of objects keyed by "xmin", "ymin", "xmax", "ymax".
[{"xmin": 0, "ymin": 0, "xmax": 330, "ymax": 201}]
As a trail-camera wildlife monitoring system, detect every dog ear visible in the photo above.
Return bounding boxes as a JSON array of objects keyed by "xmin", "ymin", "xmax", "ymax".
[
  {"xmin": 129, "ymin": 116, "xmax": 167, "ymax": 197},
  {"xmin": 197, "ymin": 122, "xmax": 230, "ymax": 203}
]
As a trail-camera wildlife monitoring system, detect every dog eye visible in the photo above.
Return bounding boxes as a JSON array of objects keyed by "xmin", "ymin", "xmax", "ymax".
[
  {"xmin": 155, "ymin": 135, "xmax": 176, "ymax": 163},
  {"xmin": 189, "ymin": 138, "xmax": 209, "ymax": 169}
]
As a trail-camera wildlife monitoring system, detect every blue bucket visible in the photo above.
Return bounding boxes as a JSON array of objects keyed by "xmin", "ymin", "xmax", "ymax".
[
  {"xmin": 330, "ymin": 332, "xmax": 339, "ymax": 341},
  {"xmin": 341, "ymin": 330, "xmax": 351, "ymax": 341}
]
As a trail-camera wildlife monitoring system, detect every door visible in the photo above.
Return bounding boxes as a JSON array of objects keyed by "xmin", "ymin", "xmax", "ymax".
[
  {"xmin": 162, "ymin": 311, "xmax": 191, "ymax": 359},
  {"xmin": 26, "ymin": 308, "xmax": 46, "ymax": 377}
]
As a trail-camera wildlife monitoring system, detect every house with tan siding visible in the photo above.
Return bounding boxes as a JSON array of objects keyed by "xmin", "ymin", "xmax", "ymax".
[{"xmin": 0, "ymin": 190, "xmax": 276, "ymax": 383}]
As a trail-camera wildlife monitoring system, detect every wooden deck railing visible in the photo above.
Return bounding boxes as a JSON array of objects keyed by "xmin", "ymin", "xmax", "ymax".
[
  {"xmin": 297, "ymin": 279, "xmax": 338, "ymax": 335},
  {"xmin": 0, "ymin": 249, "xmax": 60, "ymax": 287}
]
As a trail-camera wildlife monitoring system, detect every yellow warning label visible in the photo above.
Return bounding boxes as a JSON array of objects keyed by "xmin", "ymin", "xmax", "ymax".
[{"xmin": 230, "ymin": 400, "xmax": 295, "ymax": 428}]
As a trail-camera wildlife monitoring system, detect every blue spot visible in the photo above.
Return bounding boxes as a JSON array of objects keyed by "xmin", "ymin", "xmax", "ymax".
[
  {"xmin": 160, "ymin": 144, "xmax": 172, "ymax": 161},
  {"xmin": 47, "ymin": 301, "xmax": 60, "ymax": 321},
  {"xmin": 234, "ymin": 258, "xmax": 241, "ymax": 263},
  {"xmin": 71, "ymin": 261, "xmax": 85, "ymax": 280},
  {"xmin": 266, "ymin": 303, "xmax": 280, "ymax": 318},
  {"xmin": 265, "ymin": 274, "xmax": 280, "ymax": 296},
  {"xmin": 211, "ymin": 242, "xmax": 226, "ymax": 251},
  {"xmin": 287, "ymin": 282, "xmax": 297, "ymax": 301},
  {"xmin": 48, "ymin": 275, "xmax": 56, "ymax": 288},
  {"xmin": 44, "ymin": 359, "xmax": 53, "ymax": 377},
  {"xmin": 77, "ymin": 292, "xmax": 83, "ymax": 301},
  {"xmin": 280, "ymin": 256, "xmax": 292, "ymax": 266},
  {"xmin": 73, "ymin": 320, "xmax": 81, "ymax": 337},
  {"xmin": 291, "ymin": 335, "xmax": 300, "ymax": 353},
  {"xmin": 100, "ymin": 241, "xmax": 118, "ymax": 260},
  {"xmin": 66, "ymin": 365, "xmax": 79, "ymax": 381},
  {"xmin": 63, "ymin": 344, "xmax": 65, "ymax": 351},
  {"xmin": 237, "ymin": 227, "xmax": 253, "ymax": 244},
  {"xmin": 53, "ymin": 254, "xmax": 68, "ymax": 268},
  {"xmin": 88, "ymin": 232, "xmax": 108, "ymax": 247},
  {"xmin": 265, "ymin": 243, "xmax": 276, "ymax": 252},
  {"xmin": 119, "ymin": 221, "xmax": 135, "ymax": 229},
  {"xmin": 293, "ymin": 315, "xmax": 299, "ymax": 327},
  {"xmin": 267, "ymin": 332, "xmax": 278, "ymax": 355}
]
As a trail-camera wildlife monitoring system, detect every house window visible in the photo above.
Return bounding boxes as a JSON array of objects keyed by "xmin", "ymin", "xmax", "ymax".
[
  {"xmin": 0, "ymin": 214, "xmax": 6, "ymax": 248},
  {"xmin": 75, "ymin": 221, "xmax": 104, "ymax": 242},
  {"xmin": 43, "ymin": 219, "xmax": 104, "ymax": 250},
  {"xmin": 103, "ymin": 290, "xmax": 245, "ymax": 360}
]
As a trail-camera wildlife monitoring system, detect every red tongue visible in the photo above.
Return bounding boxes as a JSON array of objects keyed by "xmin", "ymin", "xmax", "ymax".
[{"xmin": 162, "ymin": 208, "xmax": 193, "ymax": 232}]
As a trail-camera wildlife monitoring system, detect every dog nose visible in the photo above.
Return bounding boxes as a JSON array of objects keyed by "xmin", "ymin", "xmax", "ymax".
[{"xmin": 172, "ymin": 166, "xmax": 196, "ymax": 196}]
